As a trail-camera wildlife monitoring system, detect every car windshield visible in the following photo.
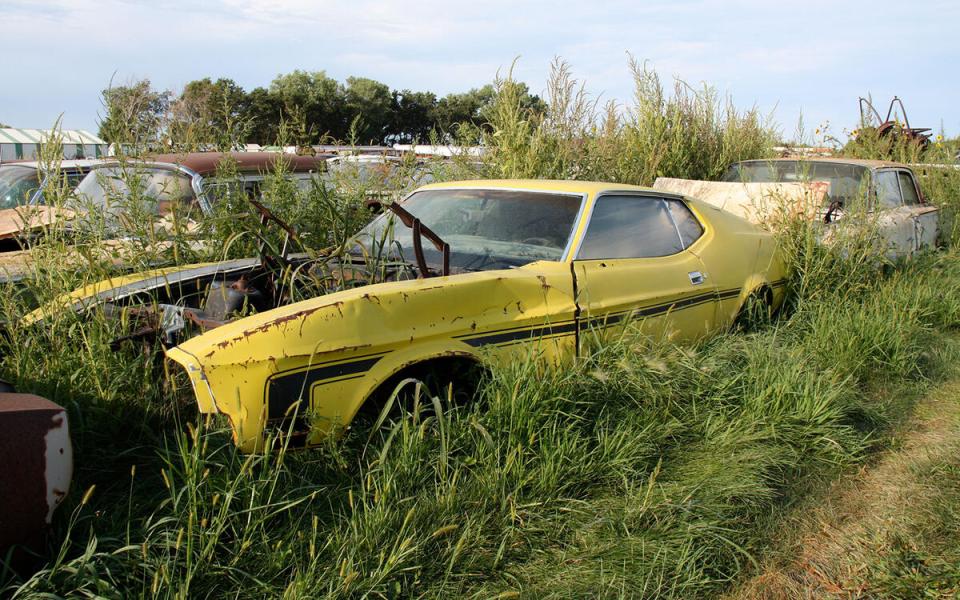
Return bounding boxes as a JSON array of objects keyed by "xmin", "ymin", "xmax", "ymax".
[
  {"xmin": 324, "ymin": 158, "xmax": 434, "ymax": 191},
  {"xmin": 722, "ymin": 160, "xmax": 870, "ymax": 206},
  {"xmin": 356, "ymin": 188, "xmax": 583, "ymax": 271},
  {"xmin": 0, "ymin": 165, "xmax": 41, "ymax": 209},
  {"xmin": 73, "ymin": 165, "xmax": 197, "ymax": 217}
]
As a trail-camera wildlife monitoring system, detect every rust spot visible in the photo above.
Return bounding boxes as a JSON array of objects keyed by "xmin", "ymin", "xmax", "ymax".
[{"xmin": 215, "ymin": 301, "xmax": 345, "ymax": 349}]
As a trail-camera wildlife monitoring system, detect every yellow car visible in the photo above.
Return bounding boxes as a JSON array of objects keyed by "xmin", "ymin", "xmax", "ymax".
[{"xmin": 32, "ymin": 180, "xmax": 787, "ymax": 452}]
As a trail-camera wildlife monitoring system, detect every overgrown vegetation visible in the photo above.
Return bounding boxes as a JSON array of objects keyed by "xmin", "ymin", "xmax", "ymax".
[
  {"xmin": 481, "ymin": 58, "xmax": 774, "ymax": 184},
  {"xmin": 2, "ymin": 60, "xmax": 960, "ymax": 598}
]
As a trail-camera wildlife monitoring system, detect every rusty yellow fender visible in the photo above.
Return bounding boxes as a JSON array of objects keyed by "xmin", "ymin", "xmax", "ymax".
[
  {"xmin": 164, "ymin": 179, "xmax": 787, "ymax": 453},
  {"xmin": 166, "ymin": 261, "xmax": 578, "ymax": 452}
]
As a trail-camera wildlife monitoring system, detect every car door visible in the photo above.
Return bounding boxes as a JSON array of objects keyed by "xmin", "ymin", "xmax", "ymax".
[
  {"xmin": 873, "ymin": 169, "xmax": 915, "ymax": 258},
  {"xmin": 896, "ymin": 170, "xmax": 939, "ymax": 251},
  {"xmin": 572, "ymin": 193, "xmax": 718, "ymax": 345}
]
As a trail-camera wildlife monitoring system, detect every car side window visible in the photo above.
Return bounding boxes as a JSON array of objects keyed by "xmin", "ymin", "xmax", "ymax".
[
  {"xmin": 875, "ymin": 171, "xmax": 902, "ymax": 210},
  {"xmin": 898, "ymin": 172, "xmax": 920, "ymax": 205},
  {"xmin": 577, "ymin": 195, "xmax": 686, "ymax": 260},
  {"xmin": 152, "ymin": 172, "xmax": 199, "ymax": 218},
  {"xmin": 666, "ymin": 199, "xmax": 704, "ymax": 248}
]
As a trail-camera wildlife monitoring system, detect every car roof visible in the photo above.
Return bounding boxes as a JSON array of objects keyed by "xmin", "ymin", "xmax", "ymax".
[
  {"xmin": 0, "ymin": 159, "xmax": 106, "ymax": 170},
  {"xmin": 734, "ymin": 157, "xmax": 909, "ymax": 170},
  {"xmin": 142, "ymin": 152, "xmax": 330, "ymax": 175},
  {"xmin": 417, "ymin": 179, "xmax": 671, "ymax": 196}
]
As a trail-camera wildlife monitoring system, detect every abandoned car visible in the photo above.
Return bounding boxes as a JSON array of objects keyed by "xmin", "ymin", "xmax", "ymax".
[
  {"xmin": 70, "ymin": 151, "xmax": 327, "ymax": 223},
  {"xmin": 28, "ymin": 180, "xmax": 787, "ymax": 452},
  {"xmin": 0, "ymin": 152, "xmax": 328, "ymax": 282},
  {"xmin": 654, "ymin": 158, "xmax": 940, "ymax": 258},
  {"xmin": 0, "ymin": 159, "xmax": 103, "ymax": 250}
]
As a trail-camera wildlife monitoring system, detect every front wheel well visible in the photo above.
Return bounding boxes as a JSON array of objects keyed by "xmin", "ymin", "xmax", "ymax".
[{"xmin": 355, "ymin": 355, "xmax": 488, "ymax": 420}]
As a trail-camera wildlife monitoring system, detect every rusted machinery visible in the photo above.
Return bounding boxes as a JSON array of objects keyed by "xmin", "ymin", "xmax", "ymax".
[
  {"xmin": 0, "ymin": 389, "xmax": 72, "ymax": 555},
  {"xmin": 859, "ymin": 96, "xmax": 932, "ymax": 148}
]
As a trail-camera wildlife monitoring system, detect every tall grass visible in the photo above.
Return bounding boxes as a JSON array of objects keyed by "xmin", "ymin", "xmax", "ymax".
[
  {"xmin": 3, "ymin": 62, "xmax": 960, "ymax": 598},
  {"xmin": 482, "ymin": 58, "xmax": 776, "ymax": 184},
  {"xmin": 8, "ymin": 240, "xmax": 960, "ymax": 598}
]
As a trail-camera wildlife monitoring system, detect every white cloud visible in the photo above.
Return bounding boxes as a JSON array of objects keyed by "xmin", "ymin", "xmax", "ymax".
[{"xmin": 1, "ymin": 0, "xmax": 958, "ymax": 133}]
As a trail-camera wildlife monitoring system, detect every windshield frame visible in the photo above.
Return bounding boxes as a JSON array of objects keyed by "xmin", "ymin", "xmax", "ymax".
[
  {"xmin": 78, "ymin": 161, "xmax": 210, "ymax": 214},
  {"xmin": 363, "ymin": 186, "xmax": 589, "ymax": 268}
]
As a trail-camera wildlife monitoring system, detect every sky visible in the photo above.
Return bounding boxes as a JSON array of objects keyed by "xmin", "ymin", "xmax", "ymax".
[{"xmin": 2, "ymin": 0, "xmax": 958, "ymax": 141}]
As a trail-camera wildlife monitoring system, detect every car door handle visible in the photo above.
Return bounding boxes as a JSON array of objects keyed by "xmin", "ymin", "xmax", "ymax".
[{"xmin": 688, "ymin": 271, "xmax": 705, "ymax": 285}]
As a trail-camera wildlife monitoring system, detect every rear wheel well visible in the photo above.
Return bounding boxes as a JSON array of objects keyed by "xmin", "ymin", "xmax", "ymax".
[{"xmin": 733, "ymin": 284, "xmax": 774, "ymax": 330}]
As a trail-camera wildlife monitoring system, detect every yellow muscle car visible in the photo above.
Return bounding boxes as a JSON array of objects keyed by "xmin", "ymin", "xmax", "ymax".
[{"xmin": 31, "ymin": 180, "xmax": 787, "ymax": 452}]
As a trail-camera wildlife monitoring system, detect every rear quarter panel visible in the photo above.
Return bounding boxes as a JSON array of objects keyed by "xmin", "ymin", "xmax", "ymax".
[{"xmin": 686, "ymin": 197, "xmax": 787, "ymax": 324}]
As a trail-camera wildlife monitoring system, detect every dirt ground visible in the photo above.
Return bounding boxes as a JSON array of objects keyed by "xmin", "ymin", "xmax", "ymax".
[{"xmin": 726, "ymin": 376, "xmax": 960, "ymax": 599}]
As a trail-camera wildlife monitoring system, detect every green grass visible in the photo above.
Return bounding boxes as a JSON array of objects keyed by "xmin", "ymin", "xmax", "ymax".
[
  {"xmin": 4, "ymin": 67, "xmax": 960, "ymax": 598},
  {"xmin": 7, "ymin": 241, "xmax": 960, "ymax": 598}
]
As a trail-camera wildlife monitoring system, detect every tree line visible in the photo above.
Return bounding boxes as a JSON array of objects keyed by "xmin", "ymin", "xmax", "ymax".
[{"xmin": 98, "ymin": 71, "xmax": 545, "ymax": 151}]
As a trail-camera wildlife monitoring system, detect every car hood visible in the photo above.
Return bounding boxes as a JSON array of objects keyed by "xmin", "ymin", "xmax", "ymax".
[
  {"xmin": 21, "ymin": 258, "xmax": 261, "ymax": 326},
  {"xmin": 166, "ymin": 261, "xmax": 574, "ymax": 369},
  {"xmin": 0, "ymin": 206, "xmax": 75, "ymax": 242}
]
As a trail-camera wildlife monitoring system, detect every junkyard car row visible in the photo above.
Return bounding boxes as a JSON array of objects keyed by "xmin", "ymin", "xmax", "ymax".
[{"xmin": 0, "ymin": 152, "xmax": 942, "ymax": 553}]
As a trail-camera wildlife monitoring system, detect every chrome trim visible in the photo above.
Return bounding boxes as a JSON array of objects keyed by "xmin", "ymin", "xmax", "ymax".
[{"xmin": 664, "ymin": 199, "xmax": 686, "ymax": 250}]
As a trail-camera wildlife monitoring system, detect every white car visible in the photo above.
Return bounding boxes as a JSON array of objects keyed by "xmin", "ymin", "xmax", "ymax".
[{"xmin": 655, "ymin": 158, "xmax": 940, "ymax": 258}]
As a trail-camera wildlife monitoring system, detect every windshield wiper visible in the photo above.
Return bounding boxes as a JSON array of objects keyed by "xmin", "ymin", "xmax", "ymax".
[{"xmin": 385, "ymin": 202, "xmax": 450, "ymax": 278}]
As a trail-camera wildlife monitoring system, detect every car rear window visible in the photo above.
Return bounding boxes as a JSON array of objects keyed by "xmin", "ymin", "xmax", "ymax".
[{"xmin": 723, "ymin": 160, "xmax": 870, "ymax": 207}]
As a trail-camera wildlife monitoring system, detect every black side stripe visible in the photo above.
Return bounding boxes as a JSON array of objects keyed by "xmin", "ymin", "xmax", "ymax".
[
  {"xmin": 266, "ymin": 355, "xmax": 384, "ymax": 421},
  {"xmin": 586, "ymin": 287, "xmax": 741, "ymax": 326},
  {"xmin": 463, "ymin": 287, "xmax": 743, "ymax": 347},
  {"xmin": 460, "ymin": 322, "xmax": 578, "ymax": 347}
]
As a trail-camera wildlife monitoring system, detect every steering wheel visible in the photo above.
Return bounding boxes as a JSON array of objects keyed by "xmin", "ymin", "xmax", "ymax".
[{"xmin": 520, "ymin": 237, "xmax": 552, "ymax": 247}]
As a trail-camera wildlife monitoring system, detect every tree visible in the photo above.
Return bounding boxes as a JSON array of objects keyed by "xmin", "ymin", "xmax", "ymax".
[
  {"xmin": 0, "ymin": 123, "xmax": 9, "ymax": 128},
  {"xmin": 269, "ymin": 70, "xmax": 346, "ymax": 142},
  {"xmin": 98, "ymin": 79, "xmax": 171, "ymax": 151},
  {"xmin": 343, "ymin": 77, "xmax": 394, "ymax": 144},
  {"xmin": 241, "ymin": 87, "xmax": 284, "ymax": 145},
  {"xmin": 168, "ymin": 78, "xmax": 248, "ymax": 150},
  {"xmin": 431, "ymin": 85, "xmax": 498, "ymax": 141},
  {"xmin": 389, "ymin": 90, "xmax": 438, "ymax": 144}
]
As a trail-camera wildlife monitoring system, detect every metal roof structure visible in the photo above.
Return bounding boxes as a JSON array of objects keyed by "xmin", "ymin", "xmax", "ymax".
[
  {"xmin": 0, "ymin": 129, "xmax": 108, "ymax": 162},
  {"xmin": 0, "ymin": 129, "xmax": 105, "ymax": 145}
]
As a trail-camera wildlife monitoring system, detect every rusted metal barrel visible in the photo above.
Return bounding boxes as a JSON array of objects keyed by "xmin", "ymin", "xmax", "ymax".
[{"xmin": 0, "ymin": 393, "xmax": 72, "ymax": 553}]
